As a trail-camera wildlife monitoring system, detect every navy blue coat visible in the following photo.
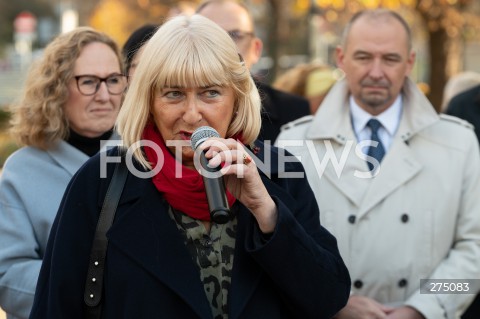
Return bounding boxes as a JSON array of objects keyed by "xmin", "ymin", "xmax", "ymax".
[
  {"xmin": 256, "ymin": 81, "xmax": 311, "ymax": 143},
  {"xmin": 446, "ymin": 84, "xmax": 480, "ymax": 144},
  {"xmin": 30, "ymin": 143, "xmax": 350, "ymax": 319}
]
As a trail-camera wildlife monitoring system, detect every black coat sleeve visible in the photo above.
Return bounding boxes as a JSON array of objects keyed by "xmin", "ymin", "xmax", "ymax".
[{"xmin": 244, "ymin": 144, "xmax": 351, "ymax": 319}]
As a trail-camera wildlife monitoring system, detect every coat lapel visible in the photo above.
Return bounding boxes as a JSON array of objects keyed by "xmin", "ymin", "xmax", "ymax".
[
  {"xmin": 356, "ymin": 79, "xmax": 436, "ymax": 217},
  {"xmin": 304, "ymin": 78, "xmax": 438, "ymax": 216},
  {"xmin": 316, "ymin": 132, "xmax": 370, "ymax": 208},
  {"xmin": 47, "ymin": 133, "xmax": 122, "ymax": 176},
  {"xmin": 47, "ymin": 140, "xmax": 89, "ymax": 176},
  {"xmin": 229, "ymin": 165, "xmax": 298, "ymax": 319},
  {"xmin": 107, "ymin": 179, "xmax": 213, "ymax": 319},
  {"xmin": 106, "ymin": 174, "xmax": 282, "ymax": 319},
  {"xmin": 306, "ymin": 83, "xmax": 368, "ymax": 208},
  {"xmin": 228, "ymin": 206, "xmax": 262, "ymax": 319},
  {"xmin": 357, "ymin": 135, "xmax": 422, "ymax": 218}
]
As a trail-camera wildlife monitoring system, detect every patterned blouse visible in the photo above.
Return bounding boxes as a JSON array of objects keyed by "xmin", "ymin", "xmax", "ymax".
[{"xmin": 169, "ymin": 206, "xmax": 237, "ymax": 319}]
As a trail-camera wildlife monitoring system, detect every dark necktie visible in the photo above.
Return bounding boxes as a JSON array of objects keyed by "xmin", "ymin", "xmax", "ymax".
[{"xmin": 366, "ymin": 119, "xmax": 385, "ymax": 171}]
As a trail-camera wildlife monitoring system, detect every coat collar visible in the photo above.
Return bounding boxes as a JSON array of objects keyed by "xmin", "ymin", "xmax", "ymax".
[
  {"xmin": 47, "ymin": 140, "xmax": 89, "ymax": 176},
  {"xmin": 47, "ymin": 132, "xmax": 122, "ymax": 176},
  {"xmin": 255, "ymin": 80, "xmax": 279, "ymax": 120},
  {"xmin": 305, "ymin": 78, "xmax": 435, "ymax": 216},
  {"xmin": 306, "ymin": 78, "xmax": 439, "ymax": 144},
  {"xmin": 107, "ymin": 178, "xmax": 214, "ymax": 319}
]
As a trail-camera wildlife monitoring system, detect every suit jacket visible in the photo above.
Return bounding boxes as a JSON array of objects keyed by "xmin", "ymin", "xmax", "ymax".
[
  {"xmin": 29, "ymin": 142, "xmax": 350, "ymax": 319},
  {"xmin": 0, "ymin": 136, "xmax": 117, "ymax": 319},
  {"xmin": 446, "ymin": 84, "xmax": 480, "ymax": 143},
  {"xmin": 256, "ymin": 81, "xmax": 310, "ymax": 143},
  {"xmin": 277, "ymin": 79, "xmax": 480, "ymax": 319}
]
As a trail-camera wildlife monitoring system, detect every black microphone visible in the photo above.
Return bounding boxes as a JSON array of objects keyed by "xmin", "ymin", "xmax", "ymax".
[{"xmin": 191, "ymin": 126, "xmax": 232, "ymax": 224}]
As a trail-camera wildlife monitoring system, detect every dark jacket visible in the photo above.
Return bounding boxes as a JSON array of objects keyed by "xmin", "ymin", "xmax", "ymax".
[
  {"xmin": 446, "ymin": 84, "xmax": 480, "ymax": 143},
  {"xmin": 256, "ymin": 81, "xmax": 310, "ymax": 143},
  {"xmin": 446, "ymin": 86, "xmax": 480, "ymax": 319},
  {"xmin": 447, "ymin": 87, "xmax": 480, "ymax": 319},
  {"xmin": 30, "ymin": 142, "xmax": 350, "ymax": 319}
]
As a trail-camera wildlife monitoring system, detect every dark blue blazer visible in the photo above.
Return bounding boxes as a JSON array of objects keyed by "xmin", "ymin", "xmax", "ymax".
[
  {"xmin": 256, "ymin": 81, "xmax": 311, "ymax": 143},
  {"xmin": 30, "ymin": 143, "xmax": 350, "ymax": 319}
]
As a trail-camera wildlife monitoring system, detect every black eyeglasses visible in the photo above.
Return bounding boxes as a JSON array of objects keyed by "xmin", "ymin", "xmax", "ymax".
[
  {"xmin": 74, "ymin": 74, "xmax": 127, "ymax": 96},
  {"xmin": 227, "ymin": 30, "xmax": 254, "ymax": 43}
]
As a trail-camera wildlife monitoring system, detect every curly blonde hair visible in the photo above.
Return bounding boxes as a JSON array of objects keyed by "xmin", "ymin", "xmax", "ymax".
[{"xmin": 9, "ymin": 27, "xmax": 123, "ymax": 149}]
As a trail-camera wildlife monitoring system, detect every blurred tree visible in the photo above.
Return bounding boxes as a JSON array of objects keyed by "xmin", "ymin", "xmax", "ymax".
[
  {"xmin": 90, "ymin": 0, "xmax": 142, "ymax": 45},
  {"xmin": 415, "ymin": 0, "xmax": 479, "ymax": 111},
  {"xmin": 248, "ymin": 0, "xmax": 309, "ymax": 82},
  {"xmin": 89, "ymin": 0, "xmax": 200, "ymax": 49},
  {"xmin": 265, "ymin": 0, "xmax": 286, "ymax": 81}
]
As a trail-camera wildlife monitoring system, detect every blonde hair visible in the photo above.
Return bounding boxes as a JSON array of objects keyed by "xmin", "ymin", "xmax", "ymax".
[
  {"xmin": 9, "ymin": 27, "xmax": 122, "ymax": 149},
  {"xmin": 117, "ymin": 14, "xmax": 262, "ymax": 168}
]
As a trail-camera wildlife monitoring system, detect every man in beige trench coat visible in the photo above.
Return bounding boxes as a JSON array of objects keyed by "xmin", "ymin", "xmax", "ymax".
[{"xmin": 277, "ymin": 9, "xmax": 480, "ymax": 319}]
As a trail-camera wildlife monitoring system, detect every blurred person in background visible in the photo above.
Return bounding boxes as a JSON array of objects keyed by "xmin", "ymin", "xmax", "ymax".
[
  {"xmin": 166, "ymin": 0, "xmax": 197, "ymax": 18},
  {"xmin": 278, "ymin": 9, "xmax": 480, "ymax": 319},
  {"xmin": 441, "ymin": 71, "xmax": 480, "ymax": 112},
  {"xmin": 29, "ymin": 15, "xmax": 350, "ymax": 319},
  {"xmin": 445, "ymin": 80, "xmax": 480, "ymax": 144},
  {"xmin": 123, "ymin": 24, "xmax": 159, "ymax": 79},
  {"xmin": 273, "ymin": 62, "xmax": 339, "ymax": 114},
  {"xmin": 0, "ymin": 27, "xmax": 125, "ymax": 319},
  {"xmin": 196, "ymin": 0, "xmax": 310, "ymax": 143},
  {"xmin": 445, "ymin": 75, "xmax": 480, "ymax": 318}
]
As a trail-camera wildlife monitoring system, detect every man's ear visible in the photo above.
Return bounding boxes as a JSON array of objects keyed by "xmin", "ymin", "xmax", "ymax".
[
  {"xmin": 251, "ymin": 37, "xmax": 263, "ymax": 65},
  {"xmin": 335, "ymin": 45, "xmax": 345, "ymax": 69},
  {"xmin": 405, "ymin": 50, "xmax": 416, "ymax": 77}
]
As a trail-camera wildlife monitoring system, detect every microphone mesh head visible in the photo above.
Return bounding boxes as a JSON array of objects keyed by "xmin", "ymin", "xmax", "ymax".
[{"xmin": 191, "ymin": 126, "xmax": 220, "ymax": 150}]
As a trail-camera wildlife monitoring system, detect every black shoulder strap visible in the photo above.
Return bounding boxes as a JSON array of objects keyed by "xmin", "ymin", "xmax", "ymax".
[{"xmin": 84, "ymin": 148, "xmax": 128, "ymax": 319}]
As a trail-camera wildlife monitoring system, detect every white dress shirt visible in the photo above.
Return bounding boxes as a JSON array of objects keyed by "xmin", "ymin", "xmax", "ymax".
[{"xmin": 350, "ymin": 96, "xmax": 403, "ymax": 152}]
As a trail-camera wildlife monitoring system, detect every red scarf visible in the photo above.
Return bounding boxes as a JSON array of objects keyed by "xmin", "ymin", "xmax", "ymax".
[{"xmin": 142, "ymin": 124, "xmax": 236, "ymax": 221}]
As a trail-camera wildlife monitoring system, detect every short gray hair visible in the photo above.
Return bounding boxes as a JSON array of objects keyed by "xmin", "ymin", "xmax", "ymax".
[{"xmin": 341, "ymin": 9, "xmax": 412, "ymax": 52}]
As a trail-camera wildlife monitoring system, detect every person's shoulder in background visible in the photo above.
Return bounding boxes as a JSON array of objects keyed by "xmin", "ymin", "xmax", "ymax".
[
  {"xmin": 445, "ymin": 84, "xmax": 480, "ymax": 143},
  {"xmin": 254, "ymin": 80, "xmax": 310, "ymax": 143},
  {"xmin": 442, "ymin": 72, "xmax": 480, "ymax": 112},
  {"xmin": 446, "ymin": 83, "xmax": 480, "ymax": 114}
]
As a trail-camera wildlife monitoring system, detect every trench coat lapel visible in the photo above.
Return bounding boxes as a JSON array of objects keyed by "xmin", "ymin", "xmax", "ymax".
[
  {"xmin": 107, "ymin": 179, "xmax": 213, "ymax": 319},
  {"xmin": 305, "ymin": 78, "xmax": 437, "ymax": 216},
  {"xmin": 306, "ymin": 82, "xmax": 368, "ymax": 208},
  {"xmin": 357, "ymin": 135, "xmax": 422, "ymax": 218},
  {"xmin": 357, "ymin": 79, "xmax": 439, "ymax": 217},
  {"xmin": 317, "ymin": 135, "xmax": 370, "ymax": 208}
]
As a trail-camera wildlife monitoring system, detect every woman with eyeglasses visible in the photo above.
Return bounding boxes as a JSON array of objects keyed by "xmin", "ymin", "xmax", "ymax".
[{"xmin": 0, "ymin": 27, "xmax": 125, "ymax": 319}]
